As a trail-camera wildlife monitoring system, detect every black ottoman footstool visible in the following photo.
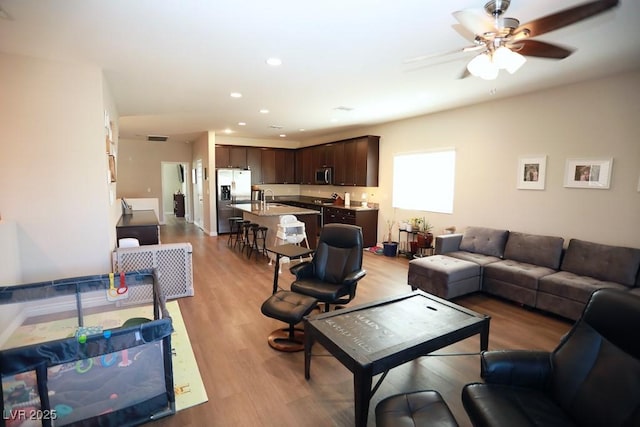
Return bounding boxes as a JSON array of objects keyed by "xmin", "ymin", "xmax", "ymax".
[
  {"xmin": 260, "ymin": 290, "xmax": 317, "ymax": 352},
  {"xmin": 376, "ymin": 390, "xmax": 459, "ymax": 427}
]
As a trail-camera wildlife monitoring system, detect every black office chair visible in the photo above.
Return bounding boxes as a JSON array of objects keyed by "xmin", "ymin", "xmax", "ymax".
[{"xmin": 290, "ymin": 223, "xmax": 366, "ymax": 312}]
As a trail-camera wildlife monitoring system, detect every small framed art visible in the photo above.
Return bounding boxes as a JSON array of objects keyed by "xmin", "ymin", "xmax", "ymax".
[
  {"xmin": 517, "ymin": 155, "xmax": 546, "ymax": 190},
  {"xmin": 564, "ymin": 158, "xmax": 612, "ymax": 189}
]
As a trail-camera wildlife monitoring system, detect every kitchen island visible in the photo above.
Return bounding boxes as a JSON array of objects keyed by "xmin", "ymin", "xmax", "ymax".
[{"xmin": 233, "ymin": 202, "xmax": 321, "ymax": 249}]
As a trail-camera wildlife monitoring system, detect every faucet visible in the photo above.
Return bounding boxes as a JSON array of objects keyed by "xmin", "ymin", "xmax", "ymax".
[
  {"xmin": 264, "ymin": 188, "xmax": 275, "ymax": 202},
  {"xmin": 261, "ymin": 188, "xmax": 275, "ymax": 210}
]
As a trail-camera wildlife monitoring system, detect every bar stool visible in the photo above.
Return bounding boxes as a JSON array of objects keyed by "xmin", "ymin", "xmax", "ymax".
[
  {"xmin": 249, "ymin": 225, "xmax": 268, "ymax": 259},
  {"xmin": 234, "ymin": 220, "xmax": 250, "ymax": 250},
  {"xmin": 242, "ymin": 222, "xmax": 258, "ymax": 254},
  {"xmin": 227, "ymin": 216, "xmax": 243, "ymax": 247}
]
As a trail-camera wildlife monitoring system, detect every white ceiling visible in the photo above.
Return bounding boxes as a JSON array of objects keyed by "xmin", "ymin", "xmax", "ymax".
[{"xmin": 1, "ymin": 0, "xmax": 638, "ymax": 143}]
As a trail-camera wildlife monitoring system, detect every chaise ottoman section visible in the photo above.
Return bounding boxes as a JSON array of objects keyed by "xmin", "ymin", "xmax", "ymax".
[{"xmin": 408, "ymin": 254, "xmax": 481, "ymax": 299}]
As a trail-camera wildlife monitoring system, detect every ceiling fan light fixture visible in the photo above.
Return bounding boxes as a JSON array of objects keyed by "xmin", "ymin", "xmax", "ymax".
[
  {"xmin": 493, "ymin": 46, "xmax": 526, "ymax": 73},
  {"xmin": 467, "ymin": 53, "xmax": 498, "ymax": 80},
  {"xmin": 505, "ymin": 50, "xmax": 526, "ymax": 74}
]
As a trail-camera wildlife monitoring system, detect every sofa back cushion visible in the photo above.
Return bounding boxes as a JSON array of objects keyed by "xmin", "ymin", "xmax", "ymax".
[
  {"xmin": 561, "ymin": 239, "xmax": 640, "ymax": 287},
  {"xmin": 458, "ymin": 227, "xmax": 509, "ymax": 258},
  {"xmin": 504, "ymin": 232, "xmax": 564, "ymax": 269}
]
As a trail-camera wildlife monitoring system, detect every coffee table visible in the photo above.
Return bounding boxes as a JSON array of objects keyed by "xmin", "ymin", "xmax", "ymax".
[{"xmin": 303, "ymin": 290, "xmax": 490, "ymax": 427}]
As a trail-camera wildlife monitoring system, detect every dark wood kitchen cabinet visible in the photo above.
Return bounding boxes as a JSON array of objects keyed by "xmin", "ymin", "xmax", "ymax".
[
  {"xmin": 261, "ymin": 148, "xmax": 295, "ymax": 184},
  {"xmin": 299, "ymin": 135, "xmax": 379, "ymax": 187},
  {"xmin": 215, "ymin": 145, "xmax": 247, "ymax": 169},
  {"xmin": 339, "ymin": 136, "xmax": 379, "ymax": 187},
  {"xmin": 261, "ymin": 149, "xmax": 276, "ymax": 184},
  {"xmin": 275, "ymin": 149, "xmax": 295, "ymax": 183},
  {"xmin": 295, "ymin": 147, "xmax": 314, "ymax": 184},
  {"xmin": 323, "ymin": 206, "xmax": 378, "ymax": 248},
  {"xmin": 246, "ymin": 147, "xmax": 262, "ymax": 185}
]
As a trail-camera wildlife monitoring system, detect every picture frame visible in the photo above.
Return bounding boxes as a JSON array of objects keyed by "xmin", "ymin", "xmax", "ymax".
[
  {"xmin": 108, "ymin": 155, "xmax": 117, "ymax": 182},
  {"xmin": 517, "ymin": 155, "xmax": 546, "ymax": 190},
  {"xmin": 564, "ymin": 158, "xmax": 613, "ymax": 189}
]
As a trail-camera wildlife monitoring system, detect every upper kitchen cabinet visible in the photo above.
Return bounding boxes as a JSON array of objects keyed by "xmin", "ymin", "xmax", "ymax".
[
  {"xmin": 295, "ymin": 147, "xmax": 314, "ymax": 184},
  {"xmin": 354, "ymin": 135, "xmax": 379, "ymax": 187},
  {"xmin": 261, "ymin": 148, "xmax": 295, "ymax": 184},
  {"xmin": 331, "ymin": 135, "xmax": 380, "ymax": 187},
  {"xmin": 276, "ymin": 149, "xmax": 295, "ymax": 184},
  {"xmin": 215, "ymin": 145, "xmax": 247, "ymax": 169},
  {"xmin": 246, "ymin": 147, "xmax": 262, "ymax": 185}
]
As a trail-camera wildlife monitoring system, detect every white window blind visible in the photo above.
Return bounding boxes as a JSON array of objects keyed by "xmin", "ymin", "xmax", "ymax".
[{"xmin": 392, "ymin": 149, "xmax": 456, "ymax": 213}]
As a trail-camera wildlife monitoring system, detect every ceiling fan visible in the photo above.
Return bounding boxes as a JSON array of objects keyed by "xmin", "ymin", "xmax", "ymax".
[{"xmin": 408, "ymin": 0, "xmax": 619, "ymax": 80}]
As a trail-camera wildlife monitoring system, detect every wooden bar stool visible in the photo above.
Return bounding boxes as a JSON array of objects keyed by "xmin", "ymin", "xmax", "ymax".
[
  {"xmin": 227, "ymin": 216, "xmax": 243, "ymax": 247},
  {"xmin": 234, "ymin": 220, "xmax": 250, "ymax": 250},
  {"xmin": 249, "ymin": 225, "xmax": 268, "ymax": 259}
]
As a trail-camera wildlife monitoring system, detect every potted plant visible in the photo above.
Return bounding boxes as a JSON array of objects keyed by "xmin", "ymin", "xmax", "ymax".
[
  {"xmin": 382, "ymin": 219, "xmax": 398, "ymax": 257},
  {"xmin": 417, "ymin": 218, "xmax": 434, "ymax": 248}
]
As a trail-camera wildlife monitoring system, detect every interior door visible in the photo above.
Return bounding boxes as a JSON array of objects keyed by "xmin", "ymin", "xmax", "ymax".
[{"xmin": 193, "ymin": 159, "xmax": 204, "ymax": 229}]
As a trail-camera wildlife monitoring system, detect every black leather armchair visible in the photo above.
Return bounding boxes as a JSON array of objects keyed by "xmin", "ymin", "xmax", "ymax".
[
  {"xmin": 290, "ymin": 223, "xmax": 366, "ymax": 312},
  {"xmin": 462, "ymin": 288, "xmax": 640, "ymax": 427}
]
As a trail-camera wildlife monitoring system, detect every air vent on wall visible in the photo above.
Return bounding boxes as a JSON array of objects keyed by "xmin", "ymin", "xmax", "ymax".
[{"xmin": 147, "ymin": 135, "xmax": 168, "ymax": 142}]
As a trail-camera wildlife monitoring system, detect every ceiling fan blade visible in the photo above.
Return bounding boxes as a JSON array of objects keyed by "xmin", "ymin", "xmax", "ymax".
[
  {"xmin": 404, "ymin": 45, "xmax": 484, "ymax": 64},
  {"xmin": 453, "ymin": 8, "xmax": 498, "ymax": 36},
  {"xmin": 510, "ymin": 39, "xmax": 575, "ymax": 59},
  {"xmin": 514, "ymin": 0, "xmax": 619, "ymax": 38}
]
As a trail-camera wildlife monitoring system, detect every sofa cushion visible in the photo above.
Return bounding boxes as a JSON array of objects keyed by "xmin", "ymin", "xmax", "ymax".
[
  {"xmin": 484, "ymin": 260, "xmax": 557, "ymax": 291},
  {"xmin": 504, "ymin": 232, "xmax": 564, "ymax": 270},
  {"xmin": 561, "ymin": 239, "xmax": 640, "ymax": 287},
  {"xmin": 458, "ymin": 227, "xmax": 509, "ymax": 258},
  {"xmin": 539, "ymin": 271, "xmax": 627, "ymax": 303},
  {"xmin": 445, "ymin": 251, "xmax": 501, "ymax": 267}
]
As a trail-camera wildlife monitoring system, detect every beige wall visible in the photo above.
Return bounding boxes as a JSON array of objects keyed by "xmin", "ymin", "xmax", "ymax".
[
  {"xmin": 0, "ymin": 53, "xmax": 117, "ymax": 282},
  {"xmin": 117, "ymin": 137, "xmax": 193, "ymax": 223},
  {"xmin": 304, "ymin": 70, "xmax": 640, "ymax": 248}
]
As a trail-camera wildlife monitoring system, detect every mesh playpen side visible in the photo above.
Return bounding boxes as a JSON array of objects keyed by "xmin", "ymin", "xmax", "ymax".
[{"xmin": 0, "ymin": 270, "xmax": 175, "ymax": 427}]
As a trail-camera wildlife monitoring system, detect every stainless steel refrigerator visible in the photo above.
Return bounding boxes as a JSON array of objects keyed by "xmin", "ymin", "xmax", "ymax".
[{"xmin": 216, "ymin": 168, "xmax": 252, "ymax": 234}]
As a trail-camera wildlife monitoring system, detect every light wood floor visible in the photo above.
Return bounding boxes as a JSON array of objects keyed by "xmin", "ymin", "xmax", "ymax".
[{"xmin": 153, "ymin": 217, "xmax": 572, "ymax": 427}]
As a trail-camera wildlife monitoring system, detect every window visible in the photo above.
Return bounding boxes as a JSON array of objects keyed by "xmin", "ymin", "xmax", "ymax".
[{"xmin": 392, "ymin": 149, "xmax": 456, "ymax": 213}]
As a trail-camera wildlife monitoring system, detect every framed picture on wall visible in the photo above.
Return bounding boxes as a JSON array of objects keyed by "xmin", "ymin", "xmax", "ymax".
[
  {"xmin": 564, "ymin": 158, "xmax": 612, "ymax": 189},
  {"xmin": 517, "ymin": 155, "xmax": 546, "ymax": 190},
  {"xmin": 108, "ymin": 155, "xmax": 117, "ymax": 182}
]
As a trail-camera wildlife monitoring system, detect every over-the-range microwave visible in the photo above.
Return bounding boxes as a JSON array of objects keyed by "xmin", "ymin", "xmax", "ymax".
[{"xmin": 315, "ymin": 167, "xmax": 333, "ymax": 185}]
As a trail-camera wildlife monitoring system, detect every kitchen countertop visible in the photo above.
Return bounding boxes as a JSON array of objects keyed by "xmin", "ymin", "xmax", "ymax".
[
  {"xmin": 232, "ymin": 202, "xmax": 321, "ymax": 217},
  {"xmin": 275, "ymin": 196, "xmax": 379, "ymax": 212}
]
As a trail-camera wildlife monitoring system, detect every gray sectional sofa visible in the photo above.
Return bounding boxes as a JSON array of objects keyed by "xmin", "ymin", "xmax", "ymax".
[{"xmin": 408, "ymin": 226, "xmax": 640, "ymax": 320}]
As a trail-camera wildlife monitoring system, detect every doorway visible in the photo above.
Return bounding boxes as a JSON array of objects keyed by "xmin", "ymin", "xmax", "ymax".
[{"xmin": 161, "ymin": 161, "xmax": 191, "ymax": 223}]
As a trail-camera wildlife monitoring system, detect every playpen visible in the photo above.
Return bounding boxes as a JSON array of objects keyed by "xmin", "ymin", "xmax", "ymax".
[{"xmin": 0, "ymin": 270, "xmax": 175, "ymax": 427}]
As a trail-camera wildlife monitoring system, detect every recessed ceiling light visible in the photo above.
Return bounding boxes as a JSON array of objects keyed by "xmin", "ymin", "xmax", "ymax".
[
  {"xmin": 299, "ymin": 129, "xmax": 306, "ymax": 132},
  {"xmin": 279, "ymin": 134, "xmax": 287, "ymax": 138},
  {"xmin": 230, "ymin": 92, "xmax": 242, "ymax": 98},
  {"xmin": 224, "ymin": 129, "xmax": 233, "ymax": 134},
  {"xmin": 266, "ymin": 58, "xmax": 282, "ymax": 66},
  {"xmin": 259, "ymin": 109, "xmax": 269, "ymax": 114},
  {"xmin": 238, "ymin": 122, "xmax": 246, "ymax": 126}
]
